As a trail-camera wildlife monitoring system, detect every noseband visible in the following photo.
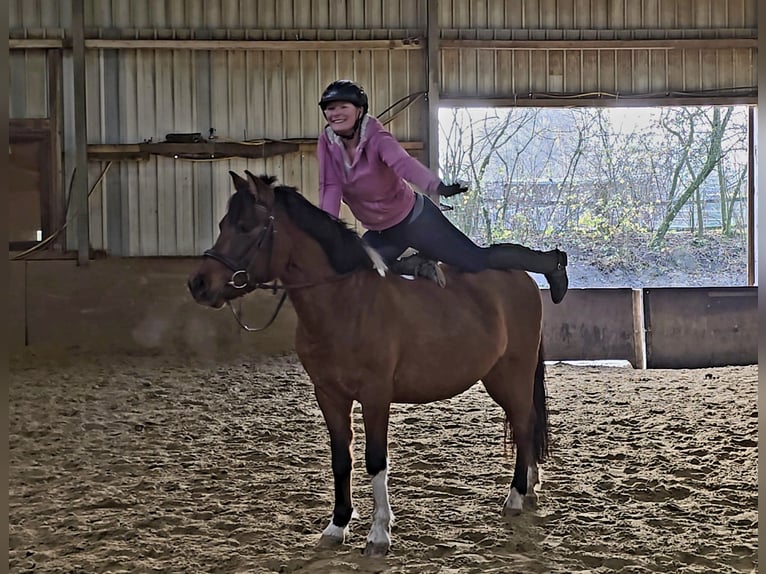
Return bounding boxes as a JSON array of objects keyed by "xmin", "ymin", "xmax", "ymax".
[{"xmin": 203, "ymin": 214, "xmax": 275, "ymax": 290}]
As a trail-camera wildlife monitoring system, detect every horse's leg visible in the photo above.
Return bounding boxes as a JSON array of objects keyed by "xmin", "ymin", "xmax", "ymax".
[
  {"xmin": 315, "ymin": 388, "xmax": 355, "ymax": 544},
  {"xmin": 360, "ymin": 402, "xmax": 394, "ymax": 556},
  {"xmin": 481, "ymin": 360, "xmax": 538, "ymax": 516}
]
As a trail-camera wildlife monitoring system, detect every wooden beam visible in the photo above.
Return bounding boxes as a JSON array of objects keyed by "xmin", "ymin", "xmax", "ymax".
[
  {"xmin": 72, "ymin": 0, "xmax": 89, "ymax": 266},
  {"xmin": 439, "ymin": 95, "xmax": 758, "ymax": 108},
  {"xmin": 10, "ymin": 36, "xmax": 756, "ymax": 52},
  {"xmin": 440, "ymin": 38, "xmax": 757, "ymax": 50},
  {"xmin": 425, "ymin": 0, "xmax": 440, "ymax": 182},
  {"xmin": 87, "ymin": 140, "xmax": 423, "ymax": 161},
  {"xmin": 747, "ymin": 106, "xmax": 755, "ymax": 286},
  {"xmin": 9, "ymin": 38, "xmax": 422, "ymax": 51}
]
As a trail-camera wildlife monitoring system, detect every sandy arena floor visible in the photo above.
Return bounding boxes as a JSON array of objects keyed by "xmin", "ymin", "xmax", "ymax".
[{"xmin": 9, "ymin": 351, "xmax": 757, "ymax": 573}]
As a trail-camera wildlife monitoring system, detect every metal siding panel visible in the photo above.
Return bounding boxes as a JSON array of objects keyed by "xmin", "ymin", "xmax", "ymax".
[
  {"xmin": 512, "ymin": 50, "xmax": 531, "ymax": 94},
  {"xmin": 86, "ymin": 50, "xmax": 104, "ymax": 251},
  {"xmin": 643, "ymin": 0, "xmax": 660, "ymax": 27},
  {"xmin": 632, "ymin": 50, "xmax": 650, "ymax": 93},
  {"xmin": 728, "ymin": 0, "xmax": 745, "ymax": 27},
  {"xmin": 283, "ymin": 51, "xmax": 303, "ymax": 139},
  {"xmin": 154, "ymin": 50, "xmax": 176, "ymax": 255},
  {"xmin": 441, "ymin": 49, "xmax": 460, "ymax": 96},
  {"xmin": 24, "ymin": 51, "xmax": 49, "ymax": 118},
  {"xmin": 591, "ymin": 0, "xmax": 608, "ymax": 28},
  {"xmin": 228, "ymin": 51, "xmax": 248, "ymax": 140},
  {"xmin": 388, "ymin": 51, "xmax": 412, "ymax": 134},
  {"xmin": 547, "ymin": 50, "xmax": 564, "ymax": 92},
  {"xmin": 581, "ymin": 50, "xmax": 598, "ymax": 91},
  {"xmin": 615, "ymin": 51, "xmax": 633, "ymax": 92},
  {"xmin": 460, "ymin": 48, "xmax": 478, "ymax": 94},
  {"xmin": 659, "ymin": 0, "xmax": 677, "ymax": 28},
  {"xmin": 406, "ymin": 52, "xmax": 425, "ymax": 141},
  {"xmin": 599, "ymin": 50, "xmax": 616, "ymax": 92},
  {"xmin": 102, "ymin": 48, "xmax": 124, "ymax": 254},
  {"xmin": 743, "ymin": 0, "xmax": 755, "ymax": 26},
  {"xmin": 700, "ymin": 48, "xmax": 718, "ymax": 91},
  {"xmin": 683, "ymin": 49, "xmax": 701, "ymax": 91},
  {"xmin": 21, "ymin": 0, "xmax": 41, "ymax": 27},
  {"xmin": 471, "ymin": 0, "xmax": 488, "ymax": 28},
  {"xmin": 311, "ymin": 0, "xmax": 329, "ymax": 28},
  {"xmin": 264, "ymin": 51, "xmax": 286, "ymax": 139},
  {"xmin": 111, "ymin": 0, "xmax": 131, "ymax": 27},
  {"xmin": 354, "ymin": 50, "xmax": 373, "ymax": 98},
  {"xmin": 732, "ymin": 48, "xmax": 753, "ymax": 88},
  {"xmin": 9, "ymin": 0, "xmax": 20, "ymax": 28},
  {"xmin": 495, "ymin": 50, "xmax": 513, "ymax": 95},
  {"xmin": 564, "ymin": 50, "xmax": 581, "ymax": 93},
  {"xmin": 9, "ymin": 53, "xmax": 27, "ymax": 118},
  {"xmin": 666, "ymin": 49, "xmax": 684, "ymax": 91},
  {"xmin": 477, "ymin": 50, "xmax": 494, "ymax": 96},
  {"xmin": 170, "ymin": 51, "xmax": 194, "ymax": 256},
  {"xmin": 676, "ymin": 0, "xmax": 693, "ymax": 27},
  {"xmin": 121, "ymin": 50, "xmax": 141, "ymax": 256},
  {"xmin": 39, "ymin": 0, "xmax": 62, "ymax": 26},
  {"xmin": 649, "ymin": 50, "xmax": 666, "ymax": 92},
  {"xmin": 540, "ymin": 0, "xmax": 556, "ymax": 27},
  {"xmin": 694, "ymin": 0, "xmax": 711, "ymax": 27},
  {"xmin": 192, "ymin": 50, "xmax": 214, "ymax": 251},
  {"xmin": 557, "ymin": 0, "xmax": 574, "ymax": 28},
  {"xmin": 522, "ymin": 0, "xmax": 540, "ymax": 28},
  {"xmin": 529, "ymin": 51, "xmax": 547, "ymax": 92},
  {"xmin": 573, "ymin": 0, "xmax": 590, "ymax": 28},
  {"xmin": 137, "ymin": 53, "xmax": 158, "ymax": 256},
  {"xmin": 625, "ymin": 0, "xmax": 642, "ymax": 28}
]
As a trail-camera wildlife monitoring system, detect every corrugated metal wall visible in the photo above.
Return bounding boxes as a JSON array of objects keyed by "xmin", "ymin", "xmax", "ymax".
[{"xmin": 9, "ymin": 0, "xmax": 757, "ymax": 256}]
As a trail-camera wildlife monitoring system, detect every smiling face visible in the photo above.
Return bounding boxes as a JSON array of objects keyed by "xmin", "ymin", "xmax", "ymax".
[{"xmin": 323, "ymin": 101, "xmax": 363, "ymax": 137}]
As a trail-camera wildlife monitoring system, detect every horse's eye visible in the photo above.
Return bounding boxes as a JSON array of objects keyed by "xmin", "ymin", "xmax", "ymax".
[{"xmin": 236, "ymin": 222, "xmax": 251, "ymax": 234}]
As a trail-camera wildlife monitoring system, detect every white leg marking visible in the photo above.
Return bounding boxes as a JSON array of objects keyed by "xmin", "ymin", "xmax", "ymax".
[
  {"xmin": 321, "ymin": 519, "xmax": 348, "ymax": 543},
  {"xmin": 503, "ymin": 487, "xmax": 524, "ymax": 516},
  {"xmin": 526, "ymin": 463, "xmax": 541, "ymax": 501},
  {"xmin": 365, "ymin": 468, "xmax": 393, "ymax": 555}
]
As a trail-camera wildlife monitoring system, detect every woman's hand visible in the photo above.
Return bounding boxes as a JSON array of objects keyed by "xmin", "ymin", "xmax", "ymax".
[{"xmin": 437, "ymin": 182, "xmax": 469, "ymax": 197}]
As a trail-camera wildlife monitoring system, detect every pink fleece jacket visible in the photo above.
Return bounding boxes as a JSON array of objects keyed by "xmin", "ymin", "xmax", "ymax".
[{"xmin": 318, "ymin": 116, "xmax": 442, "ymax": 231}]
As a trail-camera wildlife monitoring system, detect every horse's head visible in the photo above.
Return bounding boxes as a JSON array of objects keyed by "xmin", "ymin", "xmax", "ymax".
[{"xmin": 188, "ymin": 171, "xmax": 282, "ymax": 308}]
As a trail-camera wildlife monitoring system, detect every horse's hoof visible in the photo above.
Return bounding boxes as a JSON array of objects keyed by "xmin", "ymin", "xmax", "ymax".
[
  {"xmin": 318, "ymin": 534, "xmax": 344, "ymax": 547},
  {"xmin": 502, "ymin": 488, "xmax": 524, "ymax": 516},
  {"xmin": 363, "ymin": 541, "xmax": 390, "ymax": 557},
  {"xmin": 501, "ymin": 505, "xmax": 523, "ymax": 517}
]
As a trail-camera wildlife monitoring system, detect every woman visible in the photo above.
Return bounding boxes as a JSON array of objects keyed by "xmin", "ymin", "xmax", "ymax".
[{"xmin": 317, "ymin": 80, "xmax": 569, "ymax": 304}]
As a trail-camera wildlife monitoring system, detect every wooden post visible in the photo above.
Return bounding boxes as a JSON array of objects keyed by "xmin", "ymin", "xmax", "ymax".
[
  {"xmin": 425, "ymin": 0, "xmax": 440, "ymax": 198},
  {"xmin": 632, "ymin": 289, "xmax": 647, "ymax": 369},
  {"xmin": 747, "ymin": 106, "xmax": 755, "ymax": 286},
  {"xmin": 72, "ymin": 0, "xmax": 90, "ymax": 266}
]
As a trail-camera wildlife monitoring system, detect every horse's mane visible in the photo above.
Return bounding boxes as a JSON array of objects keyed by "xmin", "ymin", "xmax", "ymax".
[{"xmin": 230, "ymin": 175, "xmax": 375, "ymax": 274}]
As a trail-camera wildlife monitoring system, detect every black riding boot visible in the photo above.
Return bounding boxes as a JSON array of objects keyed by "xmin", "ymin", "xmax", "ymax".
[
  {"xmin": 389, "ymin": 253, "xmax": 446, "ymax": 287},
  {"xmin": 485, "ymin": 243, "xmax": 569, "ymax": 304}
]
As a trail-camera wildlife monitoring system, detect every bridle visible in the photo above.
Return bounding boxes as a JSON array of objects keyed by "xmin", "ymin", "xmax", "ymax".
[
  {"xmin": 201, "ymin": 207, "xmax": 360, "ymax": 332},
  {"xmin": 203, "ymin": 212, "xmax": 275, "ymax": 291},
  {"xmin": 202, "ymin": 211, "xmax": 286, "ymax": 332}
]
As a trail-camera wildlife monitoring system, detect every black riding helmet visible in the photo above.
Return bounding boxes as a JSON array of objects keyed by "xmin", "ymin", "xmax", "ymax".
[{"xmin": 318, "ymin": 80, "xmax": 369, "ymax": 114}]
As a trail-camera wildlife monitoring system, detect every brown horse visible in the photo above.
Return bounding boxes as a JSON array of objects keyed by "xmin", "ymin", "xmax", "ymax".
[{"xmin": 188, "ymin": 171, "xmax": 550, "ymax": 556}]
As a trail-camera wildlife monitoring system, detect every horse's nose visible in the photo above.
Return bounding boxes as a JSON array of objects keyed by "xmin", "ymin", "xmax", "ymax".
[{"xmin": 188, "ymin": 274, "xmax": 206, "ymax": 300}]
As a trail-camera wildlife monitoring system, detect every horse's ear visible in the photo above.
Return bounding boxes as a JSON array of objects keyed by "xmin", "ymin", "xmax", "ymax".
[
  {"xmin": 229, "ymin": 171, "xmax": 249, "ymax": 193},
  {"xmin": 244, "ymin": 170, "xmax": 275, "ymax": 207}
]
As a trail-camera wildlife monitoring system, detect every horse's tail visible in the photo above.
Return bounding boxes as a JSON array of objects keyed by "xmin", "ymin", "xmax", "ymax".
[{"xmin": 533, "ymin": 337, "xmax": 550, "ymax": 463}]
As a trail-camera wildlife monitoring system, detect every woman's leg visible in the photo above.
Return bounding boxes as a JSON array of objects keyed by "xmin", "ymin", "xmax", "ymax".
[
  {"xmin": 379, "ymin": 197, "xmax": 489, "ymax": 272},
  {"xmin": 379, "ymin": 196, "xmax": 569, "ymax": 302}
]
